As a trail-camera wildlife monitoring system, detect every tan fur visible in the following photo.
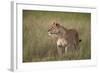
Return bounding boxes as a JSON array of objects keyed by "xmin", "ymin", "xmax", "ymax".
[{"xmin": 48, "ymin": 22, "xmax": 81, "ymax": 57}]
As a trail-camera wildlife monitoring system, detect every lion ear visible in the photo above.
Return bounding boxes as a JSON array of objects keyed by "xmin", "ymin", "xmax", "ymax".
[
  {"xmin": 52, "ymin": 22, "xmax": 60, "ymax": 27},
  {"xmin": 55, "ymin": 23, "xmax": 60, "ymax": 27},
  {"xmin": 53, "ymin": 22, "xmax": 56, "ymax": 25}
]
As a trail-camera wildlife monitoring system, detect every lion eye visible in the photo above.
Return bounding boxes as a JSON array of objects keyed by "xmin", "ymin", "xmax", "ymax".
[{"xmin": 50, "ymin": 27, "xmax": 53, "ymax": 29}]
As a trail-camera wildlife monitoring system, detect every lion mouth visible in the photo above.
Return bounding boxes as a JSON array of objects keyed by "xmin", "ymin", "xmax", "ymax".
[
  {"xmin": 48, "ymin": 32, "xmax": 58, "ymax": 36},
  {"xmin": 48, "ymin": 32, "xmax": 52, "ymax": 36}
]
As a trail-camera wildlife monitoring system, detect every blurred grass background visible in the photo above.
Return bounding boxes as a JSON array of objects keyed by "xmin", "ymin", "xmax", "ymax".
[{"xmin": 23, "ymin": 10, "xmax": 91, "ymax": 62}]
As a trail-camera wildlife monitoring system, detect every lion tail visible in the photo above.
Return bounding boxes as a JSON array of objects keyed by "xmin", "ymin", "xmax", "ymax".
[{"xmin": 79, "ymin": 39, "xmax": 82, "ymax": 42}]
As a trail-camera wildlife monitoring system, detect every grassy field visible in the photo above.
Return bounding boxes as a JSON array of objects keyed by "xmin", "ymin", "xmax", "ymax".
[{"xmin": 23, "ymin": 10, "xmax": 91, "ymax": 62}]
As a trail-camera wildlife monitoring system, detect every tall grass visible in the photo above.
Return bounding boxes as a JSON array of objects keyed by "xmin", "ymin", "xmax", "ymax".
[{"xmin": 23, "ymin": 10, "xmax": 91, "ymax": 62}]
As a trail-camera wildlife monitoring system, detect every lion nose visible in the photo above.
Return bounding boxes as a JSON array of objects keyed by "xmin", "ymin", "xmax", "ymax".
[{"xmin": 48, "ymin": 29, "xmax": 50, "ymax": 32}]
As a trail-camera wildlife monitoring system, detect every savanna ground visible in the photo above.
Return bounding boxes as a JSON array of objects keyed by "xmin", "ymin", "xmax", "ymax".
[{"xmin": 23, "ymin": 10, "xmax": 91, "ymax": 62}]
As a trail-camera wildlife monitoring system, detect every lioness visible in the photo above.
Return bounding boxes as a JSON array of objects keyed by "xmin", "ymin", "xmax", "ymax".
[{"xmin": 48, "ymin": 22, "xmax": 81, "ymax": 57}]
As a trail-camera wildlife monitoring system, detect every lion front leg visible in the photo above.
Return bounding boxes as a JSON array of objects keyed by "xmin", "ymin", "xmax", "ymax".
[
  {"xmin": 65, "ymin": 46, "xmax": 68, "ymax": 55},
  {"xmin": 57, "ymin": 45, "xmax": 63, "ymax": 57}
]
